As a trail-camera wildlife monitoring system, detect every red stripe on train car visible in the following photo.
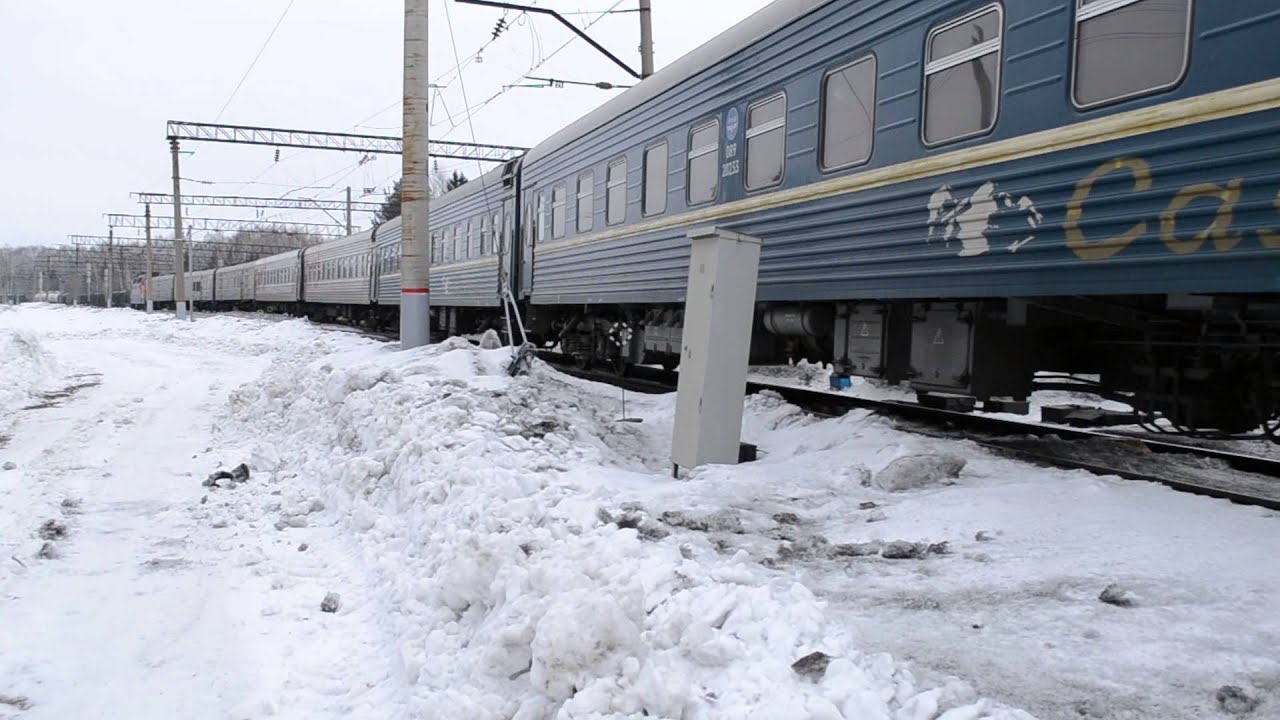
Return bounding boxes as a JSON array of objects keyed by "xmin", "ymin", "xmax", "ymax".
[{"xmin": 401, "ymin": 288, "xmax": 430, "ymax": 294}]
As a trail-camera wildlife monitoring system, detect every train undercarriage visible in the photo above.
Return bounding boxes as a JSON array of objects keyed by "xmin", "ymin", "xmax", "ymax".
[
  {"xmin": 526, "ymin": 294, "xmax": 1280, "ymax": 439},
  {"xmin": 138, "ymin": 291, "xmax": 1279, "ymax": 439}
]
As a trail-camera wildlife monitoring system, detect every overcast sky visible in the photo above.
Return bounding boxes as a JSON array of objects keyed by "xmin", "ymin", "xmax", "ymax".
[{"xmin": 0, "ymin": 0, "xmax": 774, "ymax": 248}]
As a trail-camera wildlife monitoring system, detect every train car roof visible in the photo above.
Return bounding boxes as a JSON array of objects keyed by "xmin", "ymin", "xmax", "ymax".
[
  {"xmin": 431, "ymin": 162, "xmax": 510, "ymax": 206},
  {"xmin": 372, "ymin": 216, "xmax": 401, "ymax": 245},
  {"xmin": 254, "ymin": 247, "xmax": 302, "ymax": 266},
  {"xmin": 522, "ymin": 0, "xmax": 831, "ymax": 166}
]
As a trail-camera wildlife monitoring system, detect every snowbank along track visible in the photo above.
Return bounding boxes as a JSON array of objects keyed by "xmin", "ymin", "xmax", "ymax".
[{"xmin": 546, "ymin": 357, "xmax": 1280, "ymax": 512}]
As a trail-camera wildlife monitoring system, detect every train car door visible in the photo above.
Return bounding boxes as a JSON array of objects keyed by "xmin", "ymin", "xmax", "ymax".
[
  {"xmin": 500, "ymin": 197, "xmax": 517, "ymax": 299},
  {"xmin": 519, "ymin": 197, "xmax": 535, "ymax": 298}
]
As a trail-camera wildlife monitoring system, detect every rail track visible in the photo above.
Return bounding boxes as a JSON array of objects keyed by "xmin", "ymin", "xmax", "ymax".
[{"xmin": 545, "ymin": 357, "xmax": 1280, "ymax": 512}]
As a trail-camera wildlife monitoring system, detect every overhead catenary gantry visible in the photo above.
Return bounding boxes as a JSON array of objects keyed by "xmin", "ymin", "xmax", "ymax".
[
  {"xmin": 165, "ymin": 121, "xmax": 528, "ymax": 163},
  {"xmin": 131, "ymin": 192, "xmax": 383, "ymax": 213},
  {"xmin": 70, "ymin": 234, "xmax": 312, "ymax": 257},
  {"xmin": 57, "ymin": 231, "xmax": 314, "ymax": 305},
  {"xmin": 161, "ymin": 119, "xmax": 527, "ymax": 322},
  {"xmin": 104, "ymin": 214, "xmax": 345, "ymax": 236}
]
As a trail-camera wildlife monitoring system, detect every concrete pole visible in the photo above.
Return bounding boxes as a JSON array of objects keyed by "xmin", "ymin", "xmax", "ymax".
[
  {"xmin": 638, "ymin": 0, "xmax": 654, "ymax": 79},
  {"xmin": 106, "ymin": 227, "xmax": 113, "ymax": 308},
  {"xmin": 144, "ymin": 204, "xmax": 154, "ymax": 313},
  {"xmin": 400, "ymin": 0, "xmax": 431, "ymax": 349},
  {"xmin": 346, "ymin": 186, "xmax": 354, "ymax": 236},
  {"xmin": 171, "ymin": 138, "xmax": 188, "ymax": 320},
  {"xmin": 187, "ymin": 223, "xmax": 196, "ymax": 318}
]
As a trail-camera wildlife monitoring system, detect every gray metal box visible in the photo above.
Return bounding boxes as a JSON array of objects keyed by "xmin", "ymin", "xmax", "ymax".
[
  {"xmin": 834, "ymin": 303, "xmax": 885, "ymax": 377},
  {"xmin": 672, "ymin": 228, "xmax": 762, "ymax": 469},
  {"xmin": 909, "ymin": 301, "xmax": 1033, "ymax": 401},
  {"xmin": 910, "ymin": 304, "xmax": 974, "ymax": 390}
]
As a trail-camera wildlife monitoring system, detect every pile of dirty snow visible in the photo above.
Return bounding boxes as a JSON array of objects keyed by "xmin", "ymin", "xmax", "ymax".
[
  {"xmin": 220, "ymin": 337, "xmax": 1030, "ymax": 719},
  {"xmin": 0, "ymin": 328, "xmax": 61, "ymax": 427}
]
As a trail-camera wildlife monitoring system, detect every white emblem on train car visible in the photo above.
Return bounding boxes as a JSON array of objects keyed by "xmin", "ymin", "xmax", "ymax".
[{"xmin": 927, "ymin": 181, "xmax": 1043, "ymax": 257}]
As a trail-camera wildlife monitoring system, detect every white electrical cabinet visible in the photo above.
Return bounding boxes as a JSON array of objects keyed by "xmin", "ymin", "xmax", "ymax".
[{"xmin": 671, "ymin": 227, "xmax": 762, "ymax": 471}]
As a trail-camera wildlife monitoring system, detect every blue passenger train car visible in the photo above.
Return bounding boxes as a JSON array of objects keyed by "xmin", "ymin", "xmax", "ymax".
[{"xmin": 516, "ymin": 0, "xmax": 1280, "ymax": 432}]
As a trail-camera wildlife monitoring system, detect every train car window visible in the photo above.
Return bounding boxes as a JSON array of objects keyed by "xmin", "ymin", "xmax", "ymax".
[
  {"xmin": 745, "ymin": 94, "xmax": 786, "ymax": 190},
  {"xmin": 687, "ymin": 120, "xmax": 720, "ymax": 206},
  {"xmin": 1073, "ymin": 0, "xmax": 1191, "ymax": 109},
  {"xmin": 606, "ymin": 158, "xmax": 627, "ymax": 225},
  {"xmin": 923, "ymin": 4, "xmax": 1003, "ymax": 146},
  {"xmin": 643, "ymin": 142, "xmax": 669, "ymax": 216},
  {"xmin": 537, "ymin": 192, "xmax": 549, "ymax": 243},
  {"xmin": 450, "ymin": 225, "xmax": 460, "ymax": 262},
  {"xmin": 577, "ymin": 171, "xmax": 594, "ymax": 233},
  {"xmin": 479, "ymin": 216, "xmax": 489, "ymax": 255},
  {"xmin": 492, "ymin": 212, "xmax": 502, "ymax": 255},
  {"xmin": 821, "ymin": 55, "xmax": 877, "ymax": 170},
  {"xmin": 552, "ymin": 184, "xmax": 568, "ymax": 238},
  {"xmin": 523, "ymin": 202, "xmax": 532, "ymax": 249},
  {"xmin": 465, "ymin": 220, "xmax": 475, "ymax": 259}
]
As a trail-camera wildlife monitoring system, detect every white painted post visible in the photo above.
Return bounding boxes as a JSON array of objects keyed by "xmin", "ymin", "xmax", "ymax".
[{"xmin": 671, "ymin": 227, "xmax": 762, "ymax": 472}]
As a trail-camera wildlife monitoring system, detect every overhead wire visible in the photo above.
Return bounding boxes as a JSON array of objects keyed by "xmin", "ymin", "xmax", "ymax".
[
  {"xmin": 196, "ymin": 0, "xmax": 620, "ymax": 231},
  {"xmin": 214, "ymin": 0, "xmax": 299, "ymax": 122},
  {"xmin": 223, "ymin": 0, "xmax": 540, "ymax": 220},
  {"xmin": 434, "ymin": 0, "xmax": 629, "ymax": 143},
  {"xmin": 443, "ymin": 0, "xmax": 497, "ymax": 258}
]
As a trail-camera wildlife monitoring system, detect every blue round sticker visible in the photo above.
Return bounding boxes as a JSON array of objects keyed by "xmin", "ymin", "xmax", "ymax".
[{"xmin": 725, "ymin": 107, "xmax": 739, "ymax": 141}]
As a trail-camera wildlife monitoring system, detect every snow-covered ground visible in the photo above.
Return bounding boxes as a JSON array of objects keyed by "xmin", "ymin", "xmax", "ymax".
[{"xmin": 1, "ymin": 305, "xmax": 1277, "ymax": 719}]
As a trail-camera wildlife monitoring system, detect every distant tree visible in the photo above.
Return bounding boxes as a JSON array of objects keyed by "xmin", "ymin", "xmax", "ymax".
[
  {"xmin": 373, "ymin": 179, "xmax": 402, "ymax": 227},
  {"xmin": 372, "ymin": 170, "xmax": 467, "ymax": 226}
]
